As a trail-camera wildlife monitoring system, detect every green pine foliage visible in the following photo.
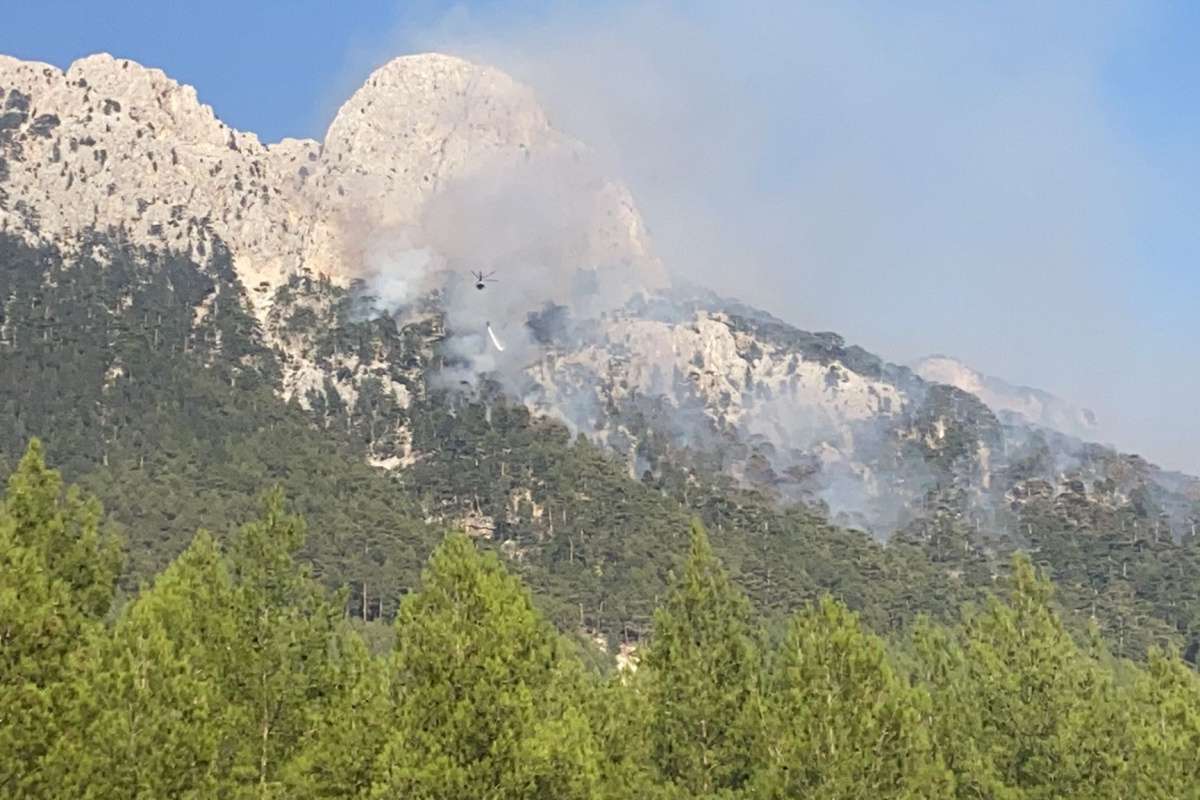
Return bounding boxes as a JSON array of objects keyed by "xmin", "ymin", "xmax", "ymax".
[
  {"xmin": 641, "ymin": 520, "xmax": 763, "ymax": 796},
  {"xmin": 220, "ymin": 490, "xmax": 347, "ymax": 797},
  {"xmin": 754, "ymin": 597, "xmax": 953, "ymax": 799},
  {"xmin": 0, "ymin": 439, "xmax": 121, "ymax": 798},
  {"xmin": 370, "ymin": 533, "xmax": 602, "ymax": 800},
  {"xmin": 0, "ymin": 232, "xmax": 441, "ymax": 619},
  {"xmin": 33, "ymin": 485, "xmax": 346, "ymax": 798},
  {"xmin": 46, "ymin": 535, "xmax": 229, "ymax": 798},
  {"xmin": 912, "ymin": 555, "xmax": 1135, "ymax": 799},
  {"xmin": 6, "ymin": 229, "xmax": 1200, "ymax": 665},
  {"xmin": 1126, "ymin": 647, "xmax": 1200, "ymax": 796},
  {"xmin": 284, "ymin": 625, "xmax": 391, "ymax": 798},
  {"xmin": 7, "ymin": 430, "xmax": 1200, "ymax": 798}
]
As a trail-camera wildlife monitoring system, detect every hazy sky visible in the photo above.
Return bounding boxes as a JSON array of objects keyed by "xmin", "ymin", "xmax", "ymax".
[{"xmin": 3, "ymin": 1, "xmax": 1197, "ymax": 473}]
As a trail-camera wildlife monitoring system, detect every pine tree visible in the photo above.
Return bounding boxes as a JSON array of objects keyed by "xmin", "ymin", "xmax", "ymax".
[
  {"xmin": 46, "ymin": 532, "xmax": 231, "ymax": 798},
  {"xmin": 920, "ymin": 554, "xmax": 1132, "ymax": 799},
  {"xmin": 0, "ymin": 509, "xmax": 71, "ymax": 799},
  {"xmin": 0, "ymin": 439, "xmax": 121, "ymax": 797},
  {"xmin": 283, "ymin": 623, "xmax": 391, "ymax": 799},
  {"xmin": 1127, "ymin": 648, "xmax": 1200, "ymax": 796},
  {"xmin": 582, "ymin": 671, "xmax": 676, "ymax": 799},
  {"xmin": 3, "ymin": 439, "xmax": 121, "ymax": 619},
  {"xmin": 641, "ymin": 519, "xmax": 763, "ymax": 796},
  {"xmin": 370, "ymin": 533, "xmax": 601, "ymax": 800},
  {"xmin": 906, "ymin": 619, "xmax": 1011, "ymax": 798},
  {"xmin": 222, "ymin": 489, "xmax": 344, "ymax": 798},
  {"xmin": 754, "ymin": 596, "xmax": 954, "ymax": 799}
]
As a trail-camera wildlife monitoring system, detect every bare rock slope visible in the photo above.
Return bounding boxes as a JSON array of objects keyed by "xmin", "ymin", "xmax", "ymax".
[
  {"xmin": 913, "ymin": 355, "xmax": 1099, "ymax": 440},
  {"xmin": 0, "ymin": 52, "xmax": 658, "ymax": 305},
  {"xmin": 2, "ymin": 50, "xmax": 1194, "ymax": 540}
]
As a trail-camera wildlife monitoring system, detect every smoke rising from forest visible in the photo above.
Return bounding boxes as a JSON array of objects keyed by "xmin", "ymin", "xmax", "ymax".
[
  {"xmin": 347, "ymin": 0, "xmax": 1198, "ymax": 477},
  {"xmin": 335, "ymin": 1, "xmax": 1199, "ymax": 538},
  {"xmin": 351, "ymin": 142, "xmax": 665, "ymax": 403}
]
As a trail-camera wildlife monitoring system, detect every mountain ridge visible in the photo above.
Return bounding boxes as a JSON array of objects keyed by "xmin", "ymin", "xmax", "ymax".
[
  {"xmin": 913, "ymin": 353, "xmax": 1100, "ymax": 441},
  {"xmin": 0, "ymin": 51, "xmax": 661, "ymax": 303},
  {"xmin": 2, "ymin": 50, "xmax": 1199, "ymax": 659},
  {"xmin": 2, "ymin": 48, "xmax": 1194, "ymax": 533}
]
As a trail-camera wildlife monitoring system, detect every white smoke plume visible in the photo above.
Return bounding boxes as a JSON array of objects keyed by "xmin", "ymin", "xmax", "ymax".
[
  {"xmin": 360, "ymin": 233, "xmax": 437, "ymax": 311},
  {"xmin": 350, "ymin": 136, "xmax": 665, "ymax": 403},
  {"xmin": 345, "ymin": 0, "xmax": 1199, "ymax": 477},
  {"xmin": 321, "ymin": 1, "xmax": 1199, "ymax": 538}
]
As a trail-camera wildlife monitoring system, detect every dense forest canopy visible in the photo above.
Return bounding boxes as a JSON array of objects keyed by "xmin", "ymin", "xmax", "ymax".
[
  {"xmin": 3, "ymin": 45, "xmax": 1199, "ymax": 798},
  {"xmin": 2, "ymin": 232, "xmax": 1199, "ymax": 663},
  {"xmin": 3, "ymin": 440, "xmax": 1199, "ymax": 798}
]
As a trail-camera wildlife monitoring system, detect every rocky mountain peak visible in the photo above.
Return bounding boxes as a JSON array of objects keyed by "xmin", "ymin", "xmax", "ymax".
[
  {"xmin": 308, "ymin": 52, "xmax": 662, "ymax": 296},
  {"xmin": 0, "ymin": 50, "xmax": 300, "ymax": 297},
  {"xmin": 322, "ymin": 52, "xmax": 551, "ymax": 205},
  {"xmin": 912, "ymin": 354, "xmax": 1098, "ymax": 440},
  {"xmin": 0, "ymin": 50, "xmax": 659, "ymax": 312},
  {"xmin": 2, "ymin": 48, "xmax": 1193, "ymax": 545}
]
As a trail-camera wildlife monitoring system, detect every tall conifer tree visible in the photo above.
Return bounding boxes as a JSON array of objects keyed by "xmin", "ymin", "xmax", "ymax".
[
  {"xmin": 371, "ymin": 533, "xmax": 601, "ymax": 800},
  {"xmin": 641, "ymin": 520, "xmax": 763, "ymax": 796},
  {"xmin": 918, "ymin": 554, "xmax": 1132, "ymax": 799},
  {"xmin": 1127, "ymin": 648, "xmax": 1200, "ymax": 796},
  {"xmin": 284, "ymin": 623, "xmax": 391, "ymax": 799},
  {"xmin": 0, "ymin": 439, "xmax": 121, "ymax": 797},
  {"xmin": 222, "ymin": 489, "xmax": 344, "ymax": 797},
  {"xmin": 48, "ymin": 532, "xmax": 231, "ymax": 798},
  {"xmin": 755, "ymin": 596, "xmax": 953, "ymax": 799}
]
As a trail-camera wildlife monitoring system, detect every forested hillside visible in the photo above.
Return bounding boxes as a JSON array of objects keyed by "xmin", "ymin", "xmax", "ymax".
[
  {"xmin": 0, "ymin": 230, "xmax": 978, "ymax": 642},
  {"xmin": 4, "ymin": 46, "xmax": 1200, "ymax": 668},
  {"xmin": 4, "ymin": 440, "xmax": 1200, "ymax": 799},
  {"xmin": 3, "ymin": 231, "xmax": 1200, "ymax": 661}
]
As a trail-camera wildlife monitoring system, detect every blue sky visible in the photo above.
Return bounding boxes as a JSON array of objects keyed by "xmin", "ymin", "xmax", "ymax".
[
  {"xmin": 0, "ymin": 0, "xmax": 403, "ymax": 141},
  {"xmin": 2, "ymin": 1, "xmax": 1197, "ymax": 471}
]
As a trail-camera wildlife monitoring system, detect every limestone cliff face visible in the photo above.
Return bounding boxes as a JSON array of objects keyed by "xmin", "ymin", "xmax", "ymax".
[
  {"xmin": 0, "ymin": 50, "xmax": 665, "ymax": 430},
  {"xmin": 300, "ymin": 54, "xmax": 663, "ymax": 293},
  {"xmin": 912, "ymin": 355, "xmax": 1099, "ymax": 440},
  {"xmin": 0, "ymin": 52, "xmax": 660, "ymax": 309},
  {"xmin": 2, "ymin": 49, "xmax": 1193, "ymax": 540},
  {"xmin": 0, "ymin": 53, "xmax": 306, "ymax": 295},
  {"xmin": 528, "ymin": 309, "xmax": 907, "ymax": 463}
]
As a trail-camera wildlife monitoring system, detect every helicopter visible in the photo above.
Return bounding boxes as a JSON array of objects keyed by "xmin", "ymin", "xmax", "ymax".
[{"xmin": 471, "ymin": 270, "xmax": 497, "ymax": 290}]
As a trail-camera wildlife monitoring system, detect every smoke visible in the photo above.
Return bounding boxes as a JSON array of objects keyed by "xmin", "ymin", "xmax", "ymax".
[
  {"xmin": 740, "ymin": 393, "xmax": 941, "ymax": 535},
  {"xmin": 313, "ymin": 0, "xmax": 1199, "ymax": 542},
  {"xmin": 360, "ymin": 233, "xmax": 437, "ymax": 311},
  {"xmin": 355, "ymin": 0, "xmax": 1198, "ymax": 476},
  {"xmin": 349, "ymin": 133, "xmax": 665, "ymax": 402}
]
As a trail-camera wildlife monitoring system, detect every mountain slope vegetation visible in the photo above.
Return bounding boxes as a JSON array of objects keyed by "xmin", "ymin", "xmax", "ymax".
[
  {"xmin": 3, "ymin": 444, "xmax": 1200, "ymax": 798},
  {"xmin": 2, "ymin": 230, "xmax": 1199, "ymax": 660},
  {"xmin": 0, "ymin": 231, "xmax": 977, "ymax": 641}
]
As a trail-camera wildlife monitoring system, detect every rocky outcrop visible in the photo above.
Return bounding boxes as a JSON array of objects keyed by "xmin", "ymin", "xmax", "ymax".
[
  {"xmin": 0, "ymin": 53, "xmax": 305, "ymax": 296},
  {"xmin": 0, "ymin": 49, "xmax": 666, "ymax": 437},
  {"xmin": 0, "ymin": 52, "xmax": 661, "ymax": 311},
  {"xmin": 530, "ymin": 309, "xmax": 906, "ymax": 449},
  {"xmin": 913, "ymin": 355, "xmax": 1098, "ymax": 440},
  {"xmin": 2, "ymin": 49, "xmax": 1194, "ymax": 542}
]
